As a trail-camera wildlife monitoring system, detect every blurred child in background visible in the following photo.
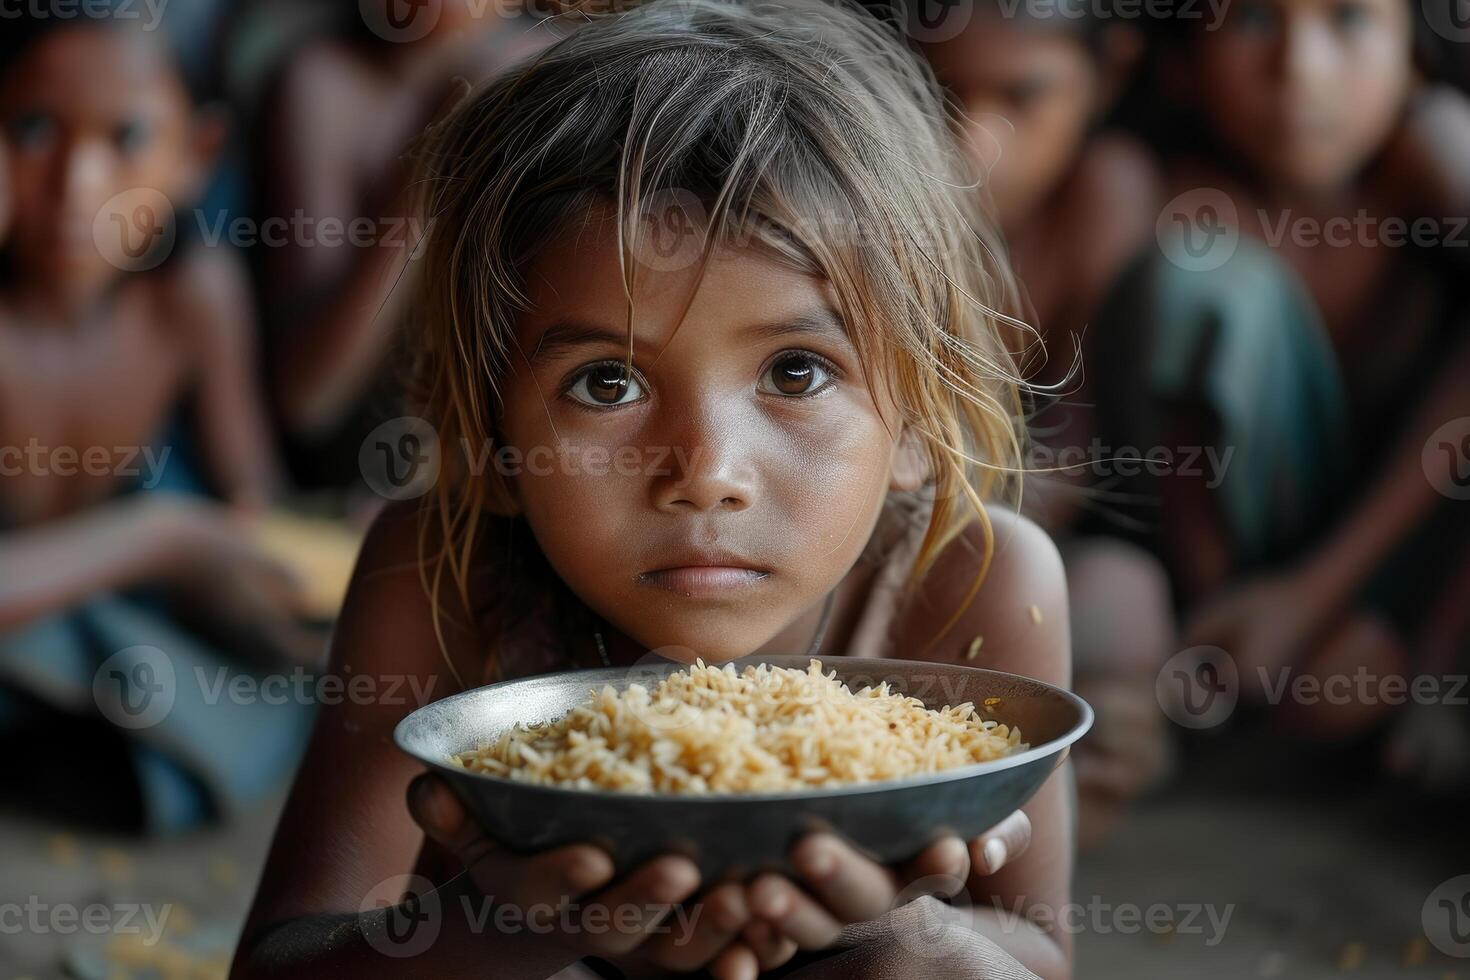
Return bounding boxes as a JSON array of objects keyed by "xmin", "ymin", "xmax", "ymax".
[
  {"xmin": 257, "ymin": 0, "xmax": 551, "ymax": 486},
  {"xmin": 913, "ymin": 0, "xmax": 1175, "ymax": 845},
  {"xmin": 1099, "ymin": 0, "xmax": 1470, "ymax": 770},
  {"xmin": 0, "ymin": 12, "xmax": 314, "ymax": 833}
]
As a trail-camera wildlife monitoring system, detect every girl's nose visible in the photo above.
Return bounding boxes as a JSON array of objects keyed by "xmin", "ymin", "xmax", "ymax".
[{"xmin": 649, "ymin": 413, "xmax": 758, "ymax": 514}]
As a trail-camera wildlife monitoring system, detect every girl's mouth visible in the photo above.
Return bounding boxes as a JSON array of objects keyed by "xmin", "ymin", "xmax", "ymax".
[{"xmin": 636, "ymin": 566, "xmax": 771, "ymax": 596}]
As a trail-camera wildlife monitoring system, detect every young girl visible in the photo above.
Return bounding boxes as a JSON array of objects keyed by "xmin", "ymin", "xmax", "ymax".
[
  {"xmin": 232, "ymin": 2, "xmax": 1074, "ymax": 977},
  {"xmin": 0, "ymin": 13, "xmax": 315, "ymax": 832}
]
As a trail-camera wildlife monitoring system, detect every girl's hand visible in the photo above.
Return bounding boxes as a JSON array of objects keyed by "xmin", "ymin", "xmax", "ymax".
[
  {"xmin": 742, "ymin": 811, "xmax": 1033, "ymax": 964},
  {"xmin": 408, "ymin": 774, "xmax": 763, "ymax": 980}
]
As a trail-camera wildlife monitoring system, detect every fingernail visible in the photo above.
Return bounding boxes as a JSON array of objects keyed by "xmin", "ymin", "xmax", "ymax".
[
  {"xmin": 806, "ymin": 845, "xmax": 838, "ymax": 880},
  {"xmin": 983, "ymin": 838, "xmax": 1007, "ymax": 873},
  {"xmin": 754, "ymin": 887, "xmax": 788, "ymax": 919}
]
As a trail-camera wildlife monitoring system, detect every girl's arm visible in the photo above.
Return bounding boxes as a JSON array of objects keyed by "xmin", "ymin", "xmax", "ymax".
[
  {"xmin": 889, "ymin": 508, "xmax": 1075, "ymax": 979},
  {"xmin": 229, "ymin": 504, "xmax": 584, "ymax": 978}
]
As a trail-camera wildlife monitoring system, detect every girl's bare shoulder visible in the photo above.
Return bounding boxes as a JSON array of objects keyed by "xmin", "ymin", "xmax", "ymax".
[{"xmin": 887, "ymin": 507, "xmax": 1070, "ymax": 687}]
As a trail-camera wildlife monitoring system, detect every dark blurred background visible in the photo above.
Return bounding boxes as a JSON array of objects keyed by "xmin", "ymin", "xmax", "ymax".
[{"xmin": 0, "ymin": 0, "xmax": 1466, "ymax": 977}]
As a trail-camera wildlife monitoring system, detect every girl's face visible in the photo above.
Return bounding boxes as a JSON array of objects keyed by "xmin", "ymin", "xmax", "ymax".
[
  {"xmin": 926, "ymin": 19, "xmax": 1099, "ymax": 230},
  {"xmin": 1192, "ymin": 0, "xmax": 1413, "ymax": 191},
  {"xmin": 0, "ymin": 27, "xmax": 208, "ymax": 300},
  {"xmin": 497, "ymin": 214, "xmax": 917, "ymax": 663}
]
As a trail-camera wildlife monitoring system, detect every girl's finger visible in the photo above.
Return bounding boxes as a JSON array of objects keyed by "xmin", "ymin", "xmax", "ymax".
[
  {"xmin": 643, "ymin": 883, "xmax": 748, "ymax": 972},
  {"xmin": 740, "ymin": 918, "xmax": 801, "ymax": 970},
  {"xmin": 971, "ymin": 810, "xmax": 1033, "ymax": 876},
  {"xmin": 898, "ymin": 835, "xmax": 970, "ymax": 897},
  {"xmin": 747, "ymin": 873, "xmax": 846, "ymax": 950},
  {"xmin": 407, "ymin": 774, "xmax": 487, "ymax": 857},
  {"xmin": 709, "ymin": 941, "xmax": 762, "ymax": 980},
  {"xmin": 574, "ymin": 855, "xmax": 701, "ymax": 959},
  {"xmin": 787, "ymin": 833, "xmax": 898, "ymax": 924},
  {"xmin": 475, "ymin": 843, "xmax": 616, "ymax": 912}
]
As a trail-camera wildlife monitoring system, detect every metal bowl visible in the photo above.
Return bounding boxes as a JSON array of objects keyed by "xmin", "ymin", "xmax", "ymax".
[{"xmin": 395, "ymin": 655, "xmax": 1092, "ymax": 880}]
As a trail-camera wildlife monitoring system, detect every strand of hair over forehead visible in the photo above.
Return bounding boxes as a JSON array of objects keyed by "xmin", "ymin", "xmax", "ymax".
[{"xmin": 416, "ymin": 0, "xmax": 1045, "ymax": 676}]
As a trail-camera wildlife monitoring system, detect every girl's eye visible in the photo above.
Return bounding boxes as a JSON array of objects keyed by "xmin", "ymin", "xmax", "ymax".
[
  {"xmin": 567, "ymin": 361, "xmax": 645, "ymax": 407},
  {"xmin": 7, "ymin": 112, "xmax": 56, "ymax": 151},
  {"xmin": 760, "ymin": 352, "xmax": 834, "ymax": 397}
]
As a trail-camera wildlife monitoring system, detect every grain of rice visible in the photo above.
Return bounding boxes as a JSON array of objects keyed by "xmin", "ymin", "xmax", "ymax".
[{"xmin": 450, "ymin": 659, "xmax": 1025, "ymax": 794}]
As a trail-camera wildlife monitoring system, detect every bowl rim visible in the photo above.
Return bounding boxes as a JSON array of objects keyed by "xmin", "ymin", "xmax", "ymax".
[{"xmin": 394, "ymin": 655, "xmax": 1094, "ymax": 803}]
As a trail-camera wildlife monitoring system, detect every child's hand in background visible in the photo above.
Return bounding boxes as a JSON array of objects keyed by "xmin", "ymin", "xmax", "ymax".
[
  {"xmin": 739, "ymin": 811, "xmax": 1033, "ymax": 967},
  {"xmin": 409, "ymin": 774, "xmax": 767, "ymax": 979},
  {"xmin": 145, "ymin": 497, "xmax": 323, "ymax": 665}
]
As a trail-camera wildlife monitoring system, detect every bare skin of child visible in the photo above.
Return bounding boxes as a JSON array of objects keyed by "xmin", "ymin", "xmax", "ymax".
[
  {"xmin": 0, "ymin": 24, "xmax": 312, "ymax": 660},
  {"xmin": 261, "ymin": 0, "xmax": 550, "ymax": 436},
  {"xmin": 1163, "ymin": 0, "xmax": 1470, "ymax": 732}
]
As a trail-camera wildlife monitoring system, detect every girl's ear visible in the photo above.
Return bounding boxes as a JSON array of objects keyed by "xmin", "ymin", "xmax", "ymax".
[{"xmin": 889, "ymin": 427, "xmax": 930, "ymax": 493}]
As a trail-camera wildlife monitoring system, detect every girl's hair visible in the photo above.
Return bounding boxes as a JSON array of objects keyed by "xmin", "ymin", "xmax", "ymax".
[{"xmin": 407, "ymin": 0, "xmax": 1035, "ymax": 684}]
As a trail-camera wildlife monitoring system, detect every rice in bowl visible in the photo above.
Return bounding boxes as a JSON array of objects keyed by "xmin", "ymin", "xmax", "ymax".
[{"xmin": 449, "ymin": 659, "xmax": 1026, "ymax": 794}]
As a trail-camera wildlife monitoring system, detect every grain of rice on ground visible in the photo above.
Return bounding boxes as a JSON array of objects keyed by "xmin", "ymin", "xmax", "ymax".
[{"xmin": 450, "ymin": 659, "xmax": 1025, "ymax": 794}]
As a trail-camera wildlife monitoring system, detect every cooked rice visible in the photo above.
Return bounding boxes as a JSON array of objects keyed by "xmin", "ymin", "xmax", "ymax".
[{"xmin": 450, "ymin": 659, "xmax": 1025, "ymax": 794}]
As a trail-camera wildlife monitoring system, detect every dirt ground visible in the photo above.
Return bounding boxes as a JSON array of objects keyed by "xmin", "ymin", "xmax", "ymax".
[{"xmin": 1, "ymin": 739, "xmax": 1464, "ymax": 979}]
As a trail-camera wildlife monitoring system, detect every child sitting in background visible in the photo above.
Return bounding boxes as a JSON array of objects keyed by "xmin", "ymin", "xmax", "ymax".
[
  {"xmin": 255, "ymin": 0, "xmax": 551, "ymax": 484},
  {"xmin": 911, "ymin": 0, "xmax": 1174, "ymax": 846},
  {"xmin": 0, "ymin": 12, "xmax": 314, "ymax": 832},
  {"xmin": 1101, "ymin": 0, "xmax": 1470, "ymax": 761}
]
